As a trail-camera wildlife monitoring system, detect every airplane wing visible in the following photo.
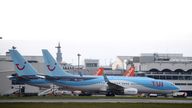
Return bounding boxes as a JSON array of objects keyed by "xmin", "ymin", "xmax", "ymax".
[
  {"xmin": 103, "ymin": 74, "xmax": 124, "ymax": 94},
  {"xmin": 103, "ymin": 74, "xmax": 138, "ymax": 95}
]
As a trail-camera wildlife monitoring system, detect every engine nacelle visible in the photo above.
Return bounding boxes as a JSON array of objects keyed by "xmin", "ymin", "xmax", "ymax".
[{"xmin": 124, "ymin": 88, "xmax": 138, "ymax": 95}]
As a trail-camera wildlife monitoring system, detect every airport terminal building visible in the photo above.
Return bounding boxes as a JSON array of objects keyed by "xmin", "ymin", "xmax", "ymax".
[{"xmin": 112, "ymin": 53, "xmax": 192, "ymax": 96}]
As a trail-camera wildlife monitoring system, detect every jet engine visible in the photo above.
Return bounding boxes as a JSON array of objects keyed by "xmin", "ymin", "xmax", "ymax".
[{"xmin": 124, "ymin": 88, "xmax": 138, "ymax": 95}]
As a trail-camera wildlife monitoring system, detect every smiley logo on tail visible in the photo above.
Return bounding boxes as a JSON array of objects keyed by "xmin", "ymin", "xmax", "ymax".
[
  {"xmin": 16, "ymin": 62, "xmax": 26, "ymax": 70},
  {"xmin": 47, "ymin": 63, "xmax": 57, "ymax": 71}
]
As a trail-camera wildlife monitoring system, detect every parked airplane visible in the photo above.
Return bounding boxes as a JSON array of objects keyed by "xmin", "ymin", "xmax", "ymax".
[
  {"xmin": 42, "ymin": 49, "xmax": 180, "ymax": 96},
  {"xmin": 8, "ymin": 49, "xmax": 50, "ymax": 88}
]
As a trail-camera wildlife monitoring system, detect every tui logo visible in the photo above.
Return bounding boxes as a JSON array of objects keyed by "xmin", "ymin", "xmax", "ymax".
[
  {"xmin": 152, "ymin": 81, "xmax": 164, "ymax": 87},
  {"xmin": 16, "ymin": 62, "xmax": 26, "ymax": 70},
  {"xmin": 47, "ymin": 63, "xmax": 57, "ymax": 71}
]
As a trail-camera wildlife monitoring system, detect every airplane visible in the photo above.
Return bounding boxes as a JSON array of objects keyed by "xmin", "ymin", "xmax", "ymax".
[
  {"xmin": 42, "ymin": 49, "xmax": 180, "ymax": 96},
  {"xmin": 8, "ymin": 49, "xmax": 51, "ymax": 88}
]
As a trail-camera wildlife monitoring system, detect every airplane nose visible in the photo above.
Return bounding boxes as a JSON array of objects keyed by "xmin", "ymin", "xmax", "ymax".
[{"xmin": 174, "ymin": 86, "xmax": 180, "ymax": 91}]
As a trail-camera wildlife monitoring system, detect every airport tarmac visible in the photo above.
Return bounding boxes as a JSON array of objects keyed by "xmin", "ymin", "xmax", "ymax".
[{"xmin": 0, "ymin": 99, "xmax": 192, "ymax": 103}]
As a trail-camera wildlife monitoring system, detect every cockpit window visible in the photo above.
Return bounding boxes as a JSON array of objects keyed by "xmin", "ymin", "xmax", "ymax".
[{"xmin": 170, "ymin": 82, "xmax": 175, "ymax": 86}]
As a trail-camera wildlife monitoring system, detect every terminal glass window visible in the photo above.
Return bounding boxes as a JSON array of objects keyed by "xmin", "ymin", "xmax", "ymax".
[
  {"xmin": 160, "ymin": 76, "xmax": 166, "ymax": 79},
  {"xmin": 86, "ymin": 63, "xmax": 98, "ymax": 67},
  {"xmin": 172, "ymin": 76, "xmax": 178, "ymax": 80},
  {"xmin": 166, "ymin": 76, "xmax": 172, "ymax": 80}
]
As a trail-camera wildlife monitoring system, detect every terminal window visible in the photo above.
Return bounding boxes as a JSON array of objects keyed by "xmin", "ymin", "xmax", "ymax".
[{"xmin": 86, "ymin": 63, "xmax": 98, "ymax": 67}]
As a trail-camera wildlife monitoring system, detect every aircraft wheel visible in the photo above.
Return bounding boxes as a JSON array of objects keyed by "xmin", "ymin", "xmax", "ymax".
[{"xmin": 106, "ymin": 92, "xmax": 115, "ymax": 96}]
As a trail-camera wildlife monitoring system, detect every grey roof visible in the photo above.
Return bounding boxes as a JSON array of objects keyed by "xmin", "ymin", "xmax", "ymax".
[{"xmin": 117, "ymin": 56, "xmax": 137, "ymax": 61}]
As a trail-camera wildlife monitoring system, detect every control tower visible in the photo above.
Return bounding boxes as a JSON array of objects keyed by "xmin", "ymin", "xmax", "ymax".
[{"xmin": 55, "ymin": 42, "xmax": 62, "ymax": 63}]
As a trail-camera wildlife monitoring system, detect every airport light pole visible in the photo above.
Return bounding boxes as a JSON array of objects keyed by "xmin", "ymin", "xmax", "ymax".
[{"xmin": 77, "ymin": 53, "xmax": 81, "ymax": 74}]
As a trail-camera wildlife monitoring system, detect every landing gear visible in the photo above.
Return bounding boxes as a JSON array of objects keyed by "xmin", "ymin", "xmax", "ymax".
[
  {"xmin": 106, "ymin": 92, "xmax": 115, "ymax": 96},
  {"xmin": 79, "ymin": 93, "xmax": 92, "ymax": 96},
  {"xmin": 78, "ymin": 92, "xmax": 92, "ymax": 96}
]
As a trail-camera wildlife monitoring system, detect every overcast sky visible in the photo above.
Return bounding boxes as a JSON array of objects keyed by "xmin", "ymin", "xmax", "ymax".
[{"xmin": 0, "ymin": 0, "xmax": 192, "ymax": 65}]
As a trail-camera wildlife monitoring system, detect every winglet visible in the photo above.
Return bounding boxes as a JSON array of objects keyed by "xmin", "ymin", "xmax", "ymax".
[{"xmin": 103, "ymin": 74, "xmax": 109, "ymax": 83}]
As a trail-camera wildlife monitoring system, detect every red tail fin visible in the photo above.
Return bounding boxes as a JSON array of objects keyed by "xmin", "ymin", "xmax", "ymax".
[
  {"xmin": 123, "ymin": 66, "xmax": 135, "ymax": 77},
  {"xmin": 95, "ymin": 68, "xmax": 104, "ymax": 76}
]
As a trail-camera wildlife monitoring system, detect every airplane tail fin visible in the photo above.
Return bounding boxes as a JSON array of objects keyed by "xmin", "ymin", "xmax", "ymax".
[
  {"xmin": 123, "ymin": 65, "xmax": 135, "ymax": 77},
  {"xmin": 9, "ymin": 49, "xmax": 38, "ymax": 77},
  {"xmin": 95, "ymin": 68, "xmax": 104, "ymax": 76},
  {"xmin": 42, "ymin": 49, "xmax": 73, "ymax": 77}
]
